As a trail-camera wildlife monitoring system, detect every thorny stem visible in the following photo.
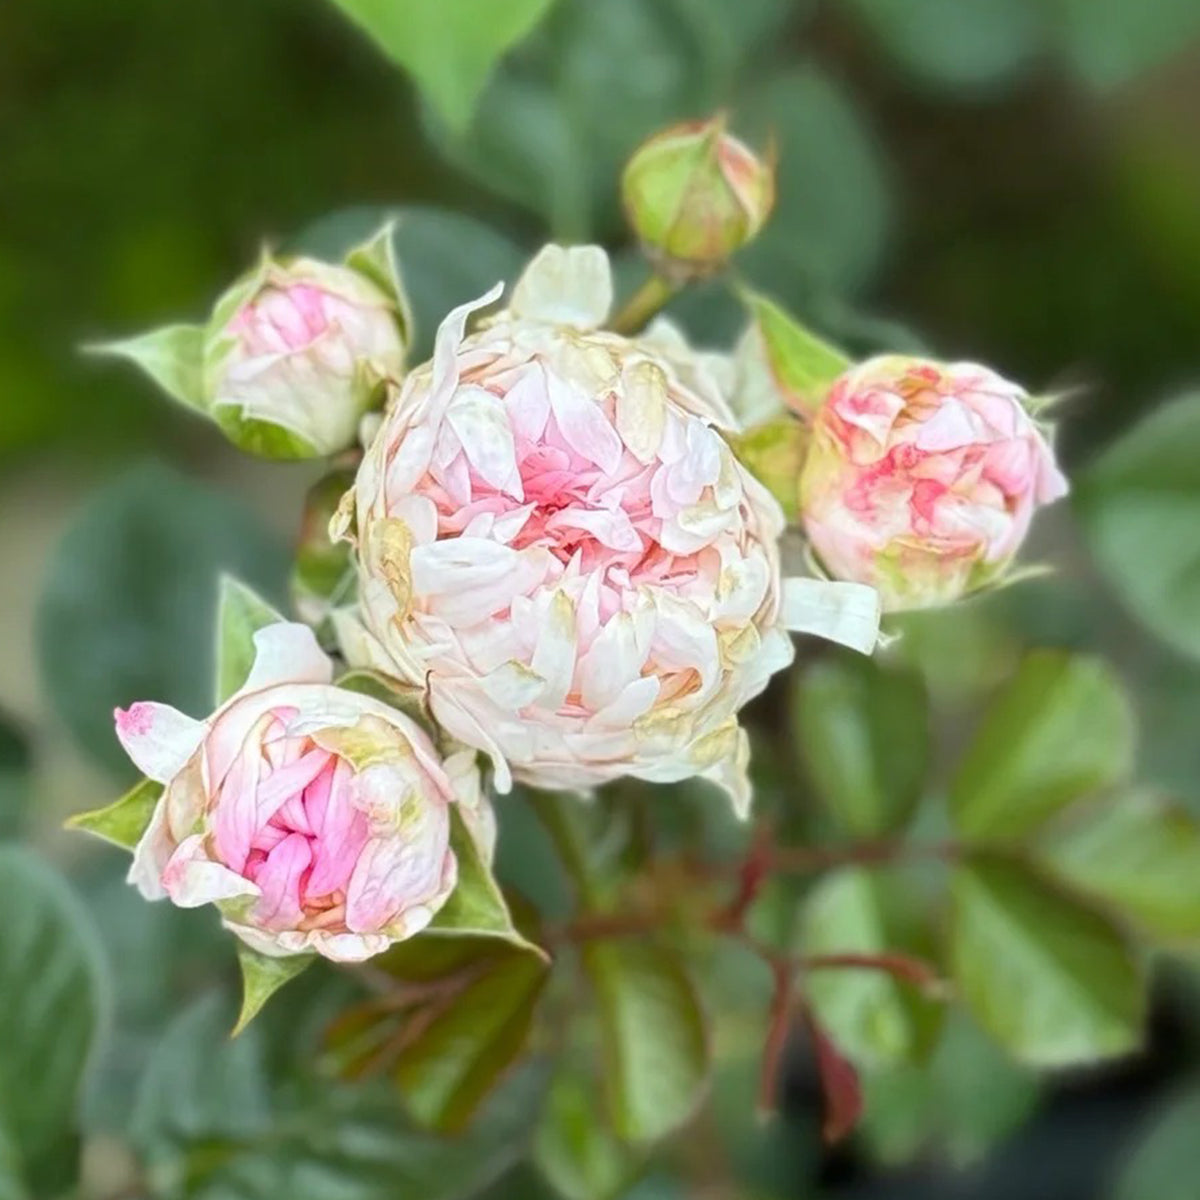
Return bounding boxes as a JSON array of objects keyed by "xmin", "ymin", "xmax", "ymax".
[{"xmin": 610, "ymin": 272, "xmax": 679, "ymax": 334}]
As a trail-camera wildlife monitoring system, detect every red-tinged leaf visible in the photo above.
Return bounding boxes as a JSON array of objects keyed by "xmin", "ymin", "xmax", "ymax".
[
  {"xmin": 801, "ymin": 1005, "xmax": 863, "ymax": 1144},
  {"xmin": 757, "ymin": 960, "xmax": 795, "ymax": 1118}
]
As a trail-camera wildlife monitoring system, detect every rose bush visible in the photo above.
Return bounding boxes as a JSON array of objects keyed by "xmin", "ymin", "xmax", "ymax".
[
  {"xmin": 799, "ymin": 355, "xmax": 1068, "ymax": 611},
  {"xmin": 114, "ymin": 620, "xmax": 480, "ymax": 961},
  {"xmin": 334, "ymin": 245, "xmax": 880, "ymax": 815}
]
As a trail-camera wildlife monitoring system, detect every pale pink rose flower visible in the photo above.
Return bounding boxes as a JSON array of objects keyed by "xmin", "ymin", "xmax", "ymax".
[
  {"xmin": 114, "ymin": 622, "xmax": 479, "ymax": 962},
  {"xmin": 799, "ymin": 355, "xmax": 1069, "ymax": 612},
  {"xmin": 335, "ymin": 245, "xmax": 881, "ymax": 817},
  {"xmin": 207, "ymin": 259, "xmax": 407, "ymax": 457}
]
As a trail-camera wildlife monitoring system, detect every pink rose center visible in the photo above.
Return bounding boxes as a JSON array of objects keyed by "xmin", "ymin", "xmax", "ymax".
[
  {"xmin": 215, "ymin": 708, "xmax": 369, "ymax": 932},
  {"xmin": 230, "ymin": 284, "xmax": 333, "ymax": 356}
]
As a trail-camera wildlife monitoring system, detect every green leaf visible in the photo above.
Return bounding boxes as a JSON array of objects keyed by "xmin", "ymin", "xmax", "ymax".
[
  {"xmin": 0, "ymin": 848, "xmax": 106, "ymax": 1165},
  {"xmin": 793, "ymin": 653, "xmax": 928, "ymax": 837},
  {"xmin": 738, "ymin": 65, "xmax": 892, "ymax": 294},
  {"xmin": 1076, "ymin": 392, "xmax": 1200, "ymax": 661},
  {"xmin": 1055, "ymin": 0, "xmax": 1200, "ymax": 91},
  {"xmin": 797, "ymin": 868, "xmax": 915, "ymax": 1068},
  {"xmin": 233, "ymin": 945, "xmax": 314, "ymax": 1037},
  {"xmin": 431, "ymin": 807, "xmax": 546, "ymax": 957},
  {"xmin": 845, "ymin": 0, "xmax": 1043, "ymax": 94},
  {"xmin": 527, "ymin": 790, "xmax": 646, "ymax": 911},
  {"xmin": 859, "ymin": 1010, "xmax": 1039, "ymax": 1167},
  {"xmin": 421, "ymin": 0, "xmax": 792, "ymax": 240},
  {"xmin": 215, "ymin": 576, "xmax": 285, "ymax": 704},
  {"xmin": 0, "ymin": 1125, "xmax": 29, "ymax": 1200},
  {"xmin": 1113, "ymin": 1085, "xmax": 1200, "ymax": 1200},
  {"xmin": 949, "ymin": 855, "xmax": 1144, "ymax": 1067},
  {"xmin": 297, "ymin": 206, "xmax": 529, "ymax": 361},
  {"xmin": 324, "ymin": 0, "xmax": 557, "ymax": 132},
  {"xmin": 90, "ymin": 323, "xmax": 207, "ymax": 413},
  {"xmin": 37, "ymin": 463, "xmax": 288, "ymax": 775},
  {"xmin": 582, "ymin": 939, "xmax": 709, "ymax": 1145},
  {"xmin": 740, "ymin": 289, "xmax": 851, "ymax": 417},
  {"xmin": 950, "ymin": 650, "xmax": 1135, "ymax": 839},
  {"xmin": 189, "ymin": 1067, "xmax": 547, "ymax": 1200},
  {"xmin": 67, "ymin": 777, "xmax": 162, "ymax": 850},
  {"xmin": 533, "ymin": 1063, "xmax": 640, "ymax": 1200},
  {"xmin": 1043, "ymin": 792, "xmax": 1200, "ymax": 942},
  {"xmin": 129, "ymin": 991, "xmax": 272, "ymax": 1155},
  {"xmin": 393, "ymin": 949, "xmax": 548, "ymax": 1133},
  {"xmin": 0, "ymin": 716, "xmax": 32, "ymax": 841}
]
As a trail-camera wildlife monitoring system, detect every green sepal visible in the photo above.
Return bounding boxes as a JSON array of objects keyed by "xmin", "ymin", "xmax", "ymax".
[
  {"xmin": 90, "ymin": 324, "xmax": 208, "ymax": 413},
  {"xmin": 739, "ymin": 288, "xmax": 850, "ymax": 417},
  {"xmin": 727, "ymin": 416, "xmax": 806, "ymax": 521},
  {"xmin": 336, "ymin": 669, "xmax": 435, "ymax": 740},
  {"xmin": 431, "ymin": 808, "xmax": 548, "ymax": 961},
  {"xmin": 232, "ymin": 943, "xmax": 314, "ymax": 1037},
  {"xmin": 215, "ymin": 575, "xmax": 286, "ymax": 704},
  {"xmin": 66, "ymin": 777, "xmax": 162, "ymax": 850},
  {"xmin": 344, "ymin": 220, "xmax": 415, "ymax": 347},
  {"xmin": 209, "ymin": 403, "xmax": 323, "ymax": 461}
]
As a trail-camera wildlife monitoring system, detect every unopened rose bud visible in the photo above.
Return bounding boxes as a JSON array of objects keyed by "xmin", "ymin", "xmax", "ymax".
[
  {"xmin": 621, "ymin": 116, "xmax": 774, "ymax": 277},
  {"xmin": 800, "ymin": 356, "xmax": 1068, "ymax": 612},
  {"xmin": 98, "ymin": 225, "xmax": 411, "ymax": 459},
  {"xmin": 112, "ymin": 622, "xmax": 478, "ymax": 961}
]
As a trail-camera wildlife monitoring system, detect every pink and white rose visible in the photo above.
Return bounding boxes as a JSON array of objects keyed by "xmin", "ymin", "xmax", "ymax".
[
  {"xmin": 114, "ymin": 622, "xmax": 479, "ymax": 962},
  {"xmin": 799, "ymin": 355, "xmax": 1069, "ymax": 611},
  {"xmin": 335, "ymin": 245, "xmax": 880, "ymax": 815}
]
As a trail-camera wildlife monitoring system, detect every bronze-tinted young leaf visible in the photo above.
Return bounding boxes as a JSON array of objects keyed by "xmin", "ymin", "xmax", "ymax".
[
  {"xmin": 950, "ymin": 650, "xmax": 1135, "ymax": 839},
  {"xmin": 1043, "ymin": 792, "xmax": 1200, "ymax": 943},
  {"xmin": 950, "ymin": 855, "xmax": 1145, "ymax": 1066},
  {"xmin": 582, "ymin": 939, "xmax": 709, "ymax": 1145},
  {"xmin": 794, "ymin": 653, "xmax": 928, "ymax": 837},
  {"xmin": 326, "ymin": 932, "xmax": 548, "ymax": 1135},
  {"xmin": 67, "ymin": 778, "xmax": 162, "ymax": 851},
  {"xmin": 799, "ymin": 1005, "xmax": 863, "ymax": 1145},
  {"xmin": 392, "ymin": 948, "xmax": 548, "ymax": 1133}
]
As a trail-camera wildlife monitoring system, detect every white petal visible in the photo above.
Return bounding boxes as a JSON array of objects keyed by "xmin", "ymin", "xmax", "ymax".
[
  {"xmin": 242, "ymin": 622, "xmax": 333, "ymax": 694},
  {"xmin": 447, "ymin": 386, "xmax": 522, "ymax": 498},
  {"xmin": 547, "ymin": 369, "xmax": 623, "ymax": 474},
  {"xmin": 160, "ymin": 834, "xmax": 260, "ymax": 907},
  {"xmin": 422, "ymin": 282, "xmax": 505, "ymax": 422},
  {"xmin": 510, "ymin": 244, "xmax": 612, "ymax": 330},
  {"xmin": 780, "ymin": 578, "xmax": 881, "ymax": 654},
  {"xmin": 529, "ymin": 589, "xmax": 577, "ymax": 711},
  {"xmin": 114, "ymin": 701, "xmax": 205, "ymax": 784}
]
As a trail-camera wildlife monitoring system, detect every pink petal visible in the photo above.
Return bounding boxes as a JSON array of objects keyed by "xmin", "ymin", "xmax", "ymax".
[
  {"xmin": 305, "ymin": 759, "xmax": 369, "ymax": 898},
  {"xmin": 253, "ymin": 832, "xmax": 312, "ymax": 930}
]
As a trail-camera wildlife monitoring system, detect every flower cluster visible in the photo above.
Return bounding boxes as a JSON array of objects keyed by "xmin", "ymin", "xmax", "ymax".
[{"xmin": 90, "ymin": 230, "xmax": 1066, "ymax": 967}]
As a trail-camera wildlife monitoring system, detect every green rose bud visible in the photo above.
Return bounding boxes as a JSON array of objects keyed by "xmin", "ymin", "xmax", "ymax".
[
  {"xmin": 621, "ymin": 115, "xmax": 775, "ymax": 278},
  {"xmin": 96, "ymin": 224, "xmax": 411, "ymax": 459}
]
